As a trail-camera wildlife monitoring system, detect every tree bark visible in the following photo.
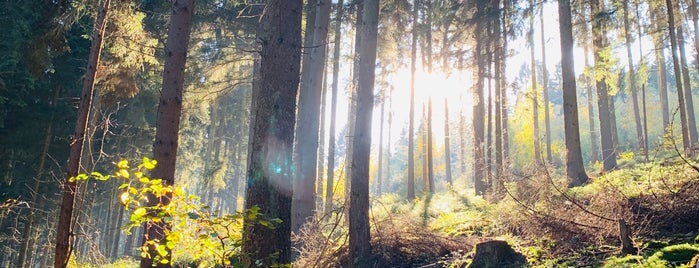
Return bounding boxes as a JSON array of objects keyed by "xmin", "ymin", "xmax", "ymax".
[
  {"xmin": 345, "ymin": 1, "xmax": 363, "ymax": 202},
  {"xmin": 292, "ymin": 0, "xmax": 331, "ymax": 234},
  {"xmin": 529, "ymin": 0, "xmax": 541, "ymax": 164},
  {"xmin": 407, "ymin": 0, "xmax": 418, "ymax": 200},
  {"xmin": 665, "ymin": 0, "xmax": 692, "ymax": 153},
  {"xmin": 349, "ymin": 0, "xmax": 379, "ymax": 265},
  {"xmin": 650, "ymin": 5, "xmax": 671, "ymax": 131},
  {"xmin": 473, "ymin": 1, "xmax": 487, "ymax": 196},
  {"xmin": 677, "ymin": 16, "xmax": 698, "ymax": 145},
  {"xmin": 540, "ymin": 3, "xmax": 552, "ymax": 164},
  {"xmin": 590, "ymin": 0, "xmax": 617, "ymax": 171},
  {"xmin": 444, "ymin": 98, "xmax": 453, "ymax": 185},
  {"xmin": 325, "ymin": 0, "xmax": 344, "ymax": 215},
  {"xmin": 140, "ymin": 0, "xmax": 195, "ymax": 267},
  {"xmin": 622, "ymin": 0, "xmax": 646, "ymax": 153},
  {"xmin": 241, "ymin": 0, "xmax": 302, "ymax": 266},
  {"xmin": 558, "ymin": 0, "xmax": 589, "ymax": 186},
  {"xmin": 54, "ymin": 1, "xmax": 110, "ymax": 266}
]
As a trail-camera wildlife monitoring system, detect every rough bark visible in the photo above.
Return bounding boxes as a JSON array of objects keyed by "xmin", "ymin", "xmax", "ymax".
[
  {"xmin": 54, "ymin": 1, "xmax": 110, "ymax": 266},
  {"xmin": 241, "ymin": 0, "xmax": 302, "ymax": 266},
  {"xmin": 325, "ymin": 0, "xmax": 344, "ymax": 215},
  {"xmin": 559, "ymin": 0, "xmax": 589, "ymax": 186},
  {"xmin": 140, "ymin": 1, "xmax": 195, "ymax": 267},
  {"xmin": 349, "ymin": 0, "xmax": 378, "ymax": 265}
]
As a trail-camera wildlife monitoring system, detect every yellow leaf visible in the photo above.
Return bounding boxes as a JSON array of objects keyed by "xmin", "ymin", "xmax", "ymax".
[
  {"xmin": 117, "ymin": 159, "xmax": 129, "ymax": 169},
  {"xmin": 134, "ymin": 207, "xmax": 147, "ymax": 217}
]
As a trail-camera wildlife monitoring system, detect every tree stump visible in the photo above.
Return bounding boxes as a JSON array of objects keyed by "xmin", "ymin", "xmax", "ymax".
[{"xmin": 468, "ymin": 240, "xmax": 527, "ymax": 268}]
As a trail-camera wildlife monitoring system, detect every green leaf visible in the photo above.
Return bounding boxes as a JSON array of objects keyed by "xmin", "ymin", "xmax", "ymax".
[{"xmin": 187, "ymin": 212, "xmax": 200, "ymax": 220}]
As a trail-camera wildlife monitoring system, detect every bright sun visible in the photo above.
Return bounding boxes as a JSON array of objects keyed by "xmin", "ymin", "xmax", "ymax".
[{"xmin": 382, "ymin": 66, "xmax": 474, "ymax": 144}]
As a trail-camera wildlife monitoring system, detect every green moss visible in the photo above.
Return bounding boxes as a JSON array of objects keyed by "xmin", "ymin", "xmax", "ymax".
[
  {"xmin": 647, "ymin": 244, "xmax": 699, "ymax": 267},
  {"xmin": 602, "ymin": 255, "xmax": 644, "ymax": 268}
]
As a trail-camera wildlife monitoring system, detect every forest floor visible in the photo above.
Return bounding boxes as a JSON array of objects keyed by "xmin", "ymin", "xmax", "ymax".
[{"xmin": 295, "ymin": 155, "xmax": 699, "ymax": 267}]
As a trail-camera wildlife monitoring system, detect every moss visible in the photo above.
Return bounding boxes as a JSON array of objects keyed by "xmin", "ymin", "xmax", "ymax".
[
  {"xmin": 602, "ymin": 255, "xmax": 644, "ymax": 268},
  {"xmin": 647, "ymin": 244, "xmax": 699, "ymax": 267}
]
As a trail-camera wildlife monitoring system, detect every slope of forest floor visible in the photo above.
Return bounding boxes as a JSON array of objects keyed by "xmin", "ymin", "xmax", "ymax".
[{"xmin": 295, "ymin": 157, "xmax": 699, "ymax": 267}]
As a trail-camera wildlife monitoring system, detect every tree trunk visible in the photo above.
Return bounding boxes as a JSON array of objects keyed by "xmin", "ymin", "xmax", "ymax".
[
  {"xmin": 622, "ymin": 0, "xmax": 646, "ymax": 153},
  {"xmin": 650, "ymin": 6, "xmax": 671, "ymax": 131},
  {"xmin": 325, "ymin": 0, "xmax": 344, "ymax": 215},
  {"xmin": 540, "ymin": 3, "xmax": 552, "ymax": 164},
  {"xmin": 529, "ymin": 0, "xmax": 541, "ymax": 164},
  {"xmin": 558, "ymin": 0, "xmax": 589, "ymax": 186},
  {"xmin": 349, "ymin": 0, "xmax": 378, "ymax": 265},
  {"xmin": 473, "ymin": 1, "xmax": 487, "ymax": 196},
  {"xmin": 636, "ymin": 0, "xmax": 649, "ymax": 161},
  {"xmin": 345, "ymin": 1, "xmax": 363, "ymax": 202},
  {"xmin": 665, "ymin": 0, "xmax": 692, "ymax": 154},
  {"xmin": 407, "ymin": 0, "xmax": 418, "ymax": 200},
  {"xmin": 677, "ymin": 18, "xmax": 698, "ymax": 145},
  {"xmin": 241, "ymin": 0, "xmax": 301, "ymax": 266},
  {"xmin": 427, "ymin": 97, "xmax": 435, "ymax": 193},
  {"xmin": 292, "ymin": 0, "xmax": 331, "ymax": 234},
  {"xmin": 501, "ymin": 0, "xmax": 510, "ymax": 174},
  {"xmin": 377, "ymin": 97, "xmax": 385, "ymax": 195},
  {"xmin": 494, "ymin": 1, "xmax": 503, "ymax": 188},
  {"xmin": 140, "ymin": 0, "xmax": 195, "ymax": 267},
  {"xmin": 317, "ymin": 54, "xmax": 328, "ymax": 211},
  {"xmin": 590, "ymin": 0, "xmax": 617, "ymax": 171},
  {"xmin": 54, "ymin": 1, "xmax": 110, "ymax": 266},
  {"xmin": 444, "ymin": 98, "xmax": 453, "ymax": 185}
]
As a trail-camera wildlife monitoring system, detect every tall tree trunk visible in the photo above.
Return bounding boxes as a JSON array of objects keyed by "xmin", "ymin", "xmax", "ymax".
[
  {"xmin": 422, "ymin": 104, "xmax": 428, "ymax": 193},
  {"xmin": 292, "ymin": 0, "xmax": 331, "ymax": 234},
  {"xmin": 473, "ymin": 1, "xmax": 487, "ymax": 196},
  {"xmin": 407, "ymin": 0, "xmax": 418, "ymax": 200},
  {"xmin": 325, "ymin": 0, "xmax": 344, "ymax": 215},
  {"xmin": 494, "ymin": 0, "xmax": 503, "ymax": 190},
  {"xmin": 559, "ymin": 0, "xmax": 589, "ymax": 186},
  {"xmin": 501, "ymin": 0, "xmax": 510, "ymax": 172},
  {"xmin": 241, "ymin": 0, "xmax": 301, "ymax": 266},
  {"xmin": 317, "ymin": 54, "xmax": 328, "ymax": 210},
  {"xmin": 636, "ymin": 0, "xmax": 649, "ymax": 161},
  {"xmin": 590, "ymin": 0, "xmax": 617, "ymax": 171},
  {"xmin": 444, "ymin": 98, "xmax": 453, "ymax": 185},
  {"xmin": 54, "ymin": 1, "xmax": 110, "ymax": 266},
  {"xmin": 622, "ymin": 0, "xmax": 646, "ymax": 153},
  {"xmin": 140, "ymin": 0, "xmax": 195, "ymax": 267},
  {"xmin": 677, "ymin": 17, "xmax": 698, "ymax": 145},
  {"xmin": 540, "ymin": 3, "xmax": 552, "ymax": 164},
  {"xmin": 425, "ymin": 0, "xmax": 433, "ymax": 73},
  {"xmin": 386, "ymin": 86, "xmax": 393, "ymax": 191},
  {"xmin": 529, "ymin": 0, "xmax": 541, "ymax": 164},
  {"xmin": 665, "ymin": 0, "xmax": 692, "ymax": 153},
  {"xmin": 349, "ymin": 0, "xmax": 378, "ymax": 265},
  {"xmin": 376, "ymin": 96, "xmax": 385, "ymax": 194},
  {"xmin": 427, "ymin": 97, "xmax": 435, "ymax": 193},
  {"xmin": 650, "ymin": 6, "xmax": 671, "ymax": 130},
  {"xmin": 345, "ymin": 1, "xmax": 363, "ymax": 202}
]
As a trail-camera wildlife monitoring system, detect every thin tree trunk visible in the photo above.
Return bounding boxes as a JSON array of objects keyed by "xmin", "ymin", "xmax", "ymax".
[
  {"xmin": 427, "ymin": 97, "xmax": 435, "ymax": 193},
  {"xmin": 622, "ymin": 0, "xmax": 646, "ymax": 153},
  {"xmin": 559, "ymin": 0, "xmax": 589, "ymax": 186},
  {"xmin": 501, "ymin": 0, "xmax": 510, "ymax": 172},
  {"xmin": 407, "ymin": 0, "xmax": 418, "ymax": 200},
  {"xmin": 529, "ymin": 0, "xmax": 541, "ymax": 164},
  {"xmin": 345, "ymin": 1, "xmax": 363, "ymax": 202},
  {"xmin": 317, "ymin": 52, "xmax": 328, "ymax": 210},
  {"xmin": 325, "ymin": 0, "xmax": 343, "ymax": 215},
  {"xmin": 494, "ymin": 0, "xmax": 503, "ymax": 187},
  {"xmin": 666, "ymin": 0, "xmax": 692, "ymax": 153},
  {"xmin": 54, "ymin": 1, "xmax": 110, "ymax": 266},
  {"xmin": 636, "ymin": 0, "xmax": 649, "ymax": 160},
  {"xmin": 590, "ymin": 0, "xmax": 617, "ymax": 171},
  {"xmin": 677, "ymin": 17, "xmax": 698, "ymax": 145},
  {"xmin": 540, "ymin": 3, "xmax": 552, "ymax": 164},
  {"xmin": 473, "ymin": 1, "xmax": 487, "ymax": 196},
  {"xmin": 650, "ymin": 6, "xmax": 671, "ymax": 130},
  {"xmin": 140, "ymin": 0, "xmax": 195, "ymax": 266},
  {"xmin": 444, "ymin": 98, "xmax": 453, "ymax": 185},
  {"xmin": 292, "ymin": 0, "xmax": 331, "ymax": 233},
  {"xmin": 377, "ymin": 97, "xmax": 385, "ymax": 195},
  {"xmin": 349, "ymin": 0, "xmax": 378, "ymax": 264}
]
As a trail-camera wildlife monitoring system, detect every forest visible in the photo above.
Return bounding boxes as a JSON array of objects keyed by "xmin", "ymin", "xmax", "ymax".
[{"xmin": 2, "ymin": 0, "xmax": 699, "ymax": 267}]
